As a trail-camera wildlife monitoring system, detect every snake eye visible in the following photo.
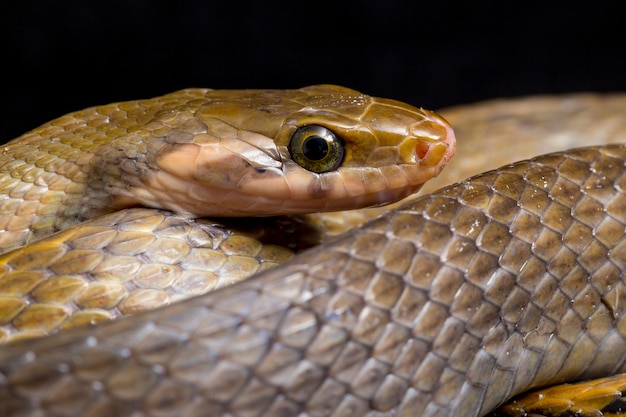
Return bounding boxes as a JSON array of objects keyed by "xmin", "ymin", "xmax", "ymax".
[{"xmin": 288, "ymin": 125, "xmax": 345, "ymax": 173}]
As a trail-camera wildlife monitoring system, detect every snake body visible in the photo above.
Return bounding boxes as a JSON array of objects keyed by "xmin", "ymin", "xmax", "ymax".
[{"xmin": 1, "ymin": 87, "xmax": 626, "ymax": 417}]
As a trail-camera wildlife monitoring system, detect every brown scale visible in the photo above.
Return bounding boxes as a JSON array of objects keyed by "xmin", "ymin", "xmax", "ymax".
[{"xmin": 2, "ymin": 91, "xmax": 626, "ymax": 416}]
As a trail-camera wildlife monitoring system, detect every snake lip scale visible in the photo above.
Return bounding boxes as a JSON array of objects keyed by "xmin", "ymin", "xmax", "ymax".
[{"xmin": 1, "ymin": 87, "xmax": 626, "ymax": 417}]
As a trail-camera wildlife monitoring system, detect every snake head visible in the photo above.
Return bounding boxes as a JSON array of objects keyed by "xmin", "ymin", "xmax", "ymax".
[{"xmin": 103, "ymin": 85, "xmax": 455, "ymax": 216}]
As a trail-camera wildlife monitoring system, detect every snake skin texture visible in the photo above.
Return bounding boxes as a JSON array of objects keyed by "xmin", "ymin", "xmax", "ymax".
[
  {"xmin": 0, "ymin": 210, "xmax": 304, "ymax": 342},
  {"xmin": 0, "ymin": 86, "xmax": 456, "ymax": 345},
  {"xmin": 428, "ymin": 93, "xmax": 626, "ymax": 193},
  {"xmin": 492, "ymin": 374, "xmax": 626, "ymax": 417},
  {"xmin": 2, "ymin": 144, "xmax": 626, "ymax": 416}
]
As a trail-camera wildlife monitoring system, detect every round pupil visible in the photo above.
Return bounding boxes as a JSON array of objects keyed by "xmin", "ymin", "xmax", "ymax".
[{"xmin": 302, "ymin": 136, "xmax": 329, "ymax": 160}]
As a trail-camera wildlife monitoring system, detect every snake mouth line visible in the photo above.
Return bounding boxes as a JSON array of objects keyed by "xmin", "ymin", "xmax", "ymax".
[{"xmin": 127, "ymin": 162, "xmax": 443, "ymax": 217}]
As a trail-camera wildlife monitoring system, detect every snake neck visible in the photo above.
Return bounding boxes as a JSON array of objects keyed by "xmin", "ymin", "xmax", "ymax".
[
  {"xmin": 0, "ymin": 95, "xmax": 211, "ymax": 254},
  {"xmin": 0, "ymin": 138, "xmax": 159, "ymax": 254},
  {"xmin": 85, "ymin": 135, "xmax": 163, "ymax": 213},
  {"xmin": 0, "ymin": 168, "xmax": 97, "ymax": 254}
]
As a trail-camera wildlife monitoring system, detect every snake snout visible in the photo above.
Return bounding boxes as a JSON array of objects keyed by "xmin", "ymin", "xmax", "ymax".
[{"xmin": 409, "ymin": 109, "xmax": 456, "ymax": 168}]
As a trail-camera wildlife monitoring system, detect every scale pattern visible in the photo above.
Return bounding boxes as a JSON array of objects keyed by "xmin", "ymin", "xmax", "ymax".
[
  {"xmin": 0, "ymin": 209, "xmax": 298, "ymax": 343},
  {"xmin": 2, "ymin": 145, "xmax": 626, "ymax": 416}
]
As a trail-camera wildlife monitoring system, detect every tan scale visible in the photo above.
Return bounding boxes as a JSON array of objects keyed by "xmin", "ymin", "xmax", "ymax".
[
  {"xmin": 0, "ymin": 209, "xmax": 301, "ymax": 343},
  {"xmin": 2, "ymin": 90, "xmax": 626, "ymax": 416}
]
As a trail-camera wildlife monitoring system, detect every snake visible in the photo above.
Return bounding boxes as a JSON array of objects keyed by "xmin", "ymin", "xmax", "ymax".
[{"xmin": 0, "ymin": 86, "xmax": 626, "ymax": 417}]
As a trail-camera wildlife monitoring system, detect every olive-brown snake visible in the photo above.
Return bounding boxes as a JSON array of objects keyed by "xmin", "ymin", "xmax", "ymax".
[{"xmin": 1, "ymin": 86, "xmax": 626, "ymax": 417}]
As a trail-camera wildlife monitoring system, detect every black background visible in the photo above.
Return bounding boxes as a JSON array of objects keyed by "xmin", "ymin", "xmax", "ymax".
[{"xmin": 3, "ymin": 1, "xmax": 625, "ymax": 141}]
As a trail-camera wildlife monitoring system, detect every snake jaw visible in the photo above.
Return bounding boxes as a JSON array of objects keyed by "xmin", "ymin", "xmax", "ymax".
[
  {"xmin": 133, "ymin": 102, "xmax": 456, "ymax": 217},
  {"xmin": 144, "ymin": 143, "xmax": 456, "ymax": 218}
]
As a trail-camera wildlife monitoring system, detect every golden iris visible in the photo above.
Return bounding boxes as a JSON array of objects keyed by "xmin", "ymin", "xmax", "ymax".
[{"xmin": 288, "ymin": 125, "xmax": 344, "ymax": 173}]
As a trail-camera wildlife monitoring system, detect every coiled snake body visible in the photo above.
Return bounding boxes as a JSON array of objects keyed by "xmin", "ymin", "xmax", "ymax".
[{"xmin": 1, "ymin": 86, "xmax": 626, "ymax": 417}]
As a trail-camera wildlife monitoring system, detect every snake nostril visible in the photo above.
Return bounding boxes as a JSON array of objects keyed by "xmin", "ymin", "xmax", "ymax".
[{"xmin": 416, "ymin": 141, "xmax": 430, "ymax": 160}]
